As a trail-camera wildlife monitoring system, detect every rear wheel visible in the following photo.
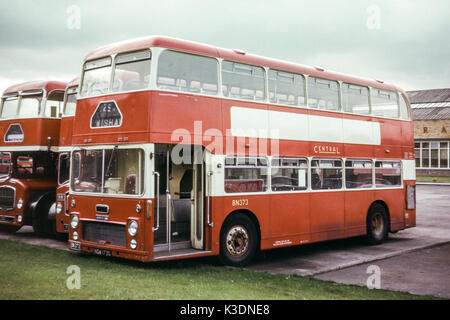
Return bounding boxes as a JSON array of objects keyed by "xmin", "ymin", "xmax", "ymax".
[
  {"xmin": 366, "ymin": 203, "xmax": 389, "ymax": 245},
  {"xmin": 219, "ymin": 214, "xmax": 258, "ymax": 267}
]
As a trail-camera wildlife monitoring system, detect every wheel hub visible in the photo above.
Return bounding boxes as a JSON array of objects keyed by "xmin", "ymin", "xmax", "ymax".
[
  {"xmin": 226, "ymin": 225, "xmax": 249, "ymax": 257},
  {"xmin": 371, "ymin": 212, "xmax": 384, "ymax": 236}
]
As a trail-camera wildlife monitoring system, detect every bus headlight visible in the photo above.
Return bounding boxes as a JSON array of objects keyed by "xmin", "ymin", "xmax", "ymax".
[
  {"xmin": 73, "ymin": 231, "xmax": 79, "ymax": 241},
  {"xmin": 56, "ymin": 203, "xmax": 63, "ymax": 214},
  {"xmin": 17, "ymin": 215, "xmax": 23, "ymax": 223},
  {"xmin": 17, "ymin": 198, "xmax": 23, "ymax": 209},
  {"xmin": 128, "ymin": 220, "xmax": 138, "ymax": 236},
  {"xmin": 71, "ymin": 215, "xmax": 79, "ymax": 229},
  {"xmin": 130, "ymin": 239, "xmax": 137, "ymax": 250}
]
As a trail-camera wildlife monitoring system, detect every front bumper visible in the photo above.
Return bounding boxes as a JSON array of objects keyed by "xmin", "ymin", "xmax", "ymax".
[
  {"xmin": 69, "ymin": 240, "xmax": 151, "ymax": 262},
  {"xmin": 0, "ymin": 213, "xmax": 23, "ymax": 227}
]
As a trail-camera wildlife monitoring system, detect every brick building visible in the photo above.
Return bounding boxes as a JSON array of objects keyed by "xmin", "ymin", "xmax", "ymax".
[{"xmin": 407, "ymin": 88, "xmax": 450, "ymax": 177}]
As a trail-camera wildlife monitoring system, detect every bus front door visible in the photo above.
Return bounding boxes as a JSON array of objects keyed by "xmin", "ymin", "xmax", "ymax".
[{"xmin": 153, "ymin": 144, "xmax": 205, "ymax": 256}]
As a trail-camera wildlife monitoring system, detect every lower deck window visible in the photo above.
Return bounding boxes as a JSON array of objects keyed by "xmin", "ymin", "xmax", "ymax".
[
  {"xmin": 345, "ymin": 160, "xmax": 373, "ymax": 188},
  {"xmin": 375, "ymin": 161, "xmax": 401, "ymax": 187},
  {"xmin": 224, "ymin": 157, "xmax": 268, "ymax": 193},
  {"xmin": 311, "ymin": 159, "xmax": 343, "ymax": 190},
  {"xmin": 271, "ymin": 158, "xmax": 308, "ymax": 191}
]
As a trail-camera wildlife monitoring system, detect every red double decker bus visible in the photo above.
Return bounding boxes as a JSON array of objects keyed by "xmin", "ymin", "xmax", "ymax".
[
  {"xmin": 68, "ymin": 36, "xmax": 416, "ymax": 266},
  {"xmin": 54, "ymin": 78, "xmax": 79, "ymax": 234},
  {"xmin": 0, "ymin": 80, "xmax": 66, "ymax": 235}
]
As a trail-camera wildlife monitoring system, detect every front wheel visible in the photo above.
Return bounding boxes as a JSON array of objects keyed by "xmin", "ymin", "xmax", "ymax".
[
  {"xmin": 366, "ymin": 204, "xmax": 389, "ymax": 245},
  {"xmin": 219, "ymin": 214, "xmax": 258, "ymax": 267}
]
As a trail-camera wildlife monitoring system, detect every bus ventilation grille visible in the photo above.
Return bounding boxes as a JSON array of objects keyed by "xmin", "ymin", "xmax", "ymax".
[
  {"xmin": 0, "ymin": 187, "xmax": 15, "ymax": 211},
  {"xmin": 82, "ymin": 221, "xmax": 126, "ymax": 247}
]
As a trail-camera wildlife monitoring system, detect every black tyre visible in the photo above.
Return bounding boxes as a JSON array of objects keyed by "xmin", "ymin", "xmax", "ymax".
[
  {"xmin": 32, "ymin": 202, "xmax": 55, "ymax": 238},
  {"xmin": 366, "ymin": 203, "xmax": 389, "ymax": 245},
  {"xmin": 219, "ymin": 214, "xmax": 258, "ymax": 267}
]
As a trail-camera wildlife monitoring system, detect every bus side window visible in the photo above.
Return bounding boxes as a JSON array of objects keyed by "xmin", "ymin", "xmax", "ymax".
[
  {"xmin": 222, "ymin": 61, "xmax": 265, "ymax": 102},
  {"xmin": 399, "ymin": 94, "xmax": 411, "ymax": 120},
  {"xmin": 268, "ymin": 69, "xmax": 306, "ymax": 107},
  {"xmin": 271, "ymin": 157, "xmax": 308, "ymax": 191},
  {"xmin": 157, "ymin": 50, "xmax": 218, "ymax": 96},
  {"xmin": 345, "ymin": 159, "xmax": 373, "ymax": 188},
  {"xmin": 311, "ymin": 159, "xmax": 343, "ymax": 190},
  {"xmin": 224, "ymin": 156, "xmax": 268, "ymax": 193},
  {"xmin": 371, "ymin": 89, "xmax": 399, "ymax": 118},
  {"xmin": 375, "ymin": 160, "xmax": 401, "ymax": 187},
  {"xmin": 342, "ymin": 83, "xmax": 370, "ymax": 115},
  {"xmin": 307, "ymin": 77, "xmax": 339, "ymax": 111}
]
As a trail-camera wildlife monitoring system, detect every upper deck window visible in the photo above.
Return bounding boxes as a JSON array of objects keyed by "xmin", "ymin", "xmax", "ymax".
[
  {"xmin": 399, "ymin": 94, "xmax": 410, "ymax": 120},
  {"xmin": 112, "ymin": 50, "xmax": 151, "ymax": 93},
  {"xmin": 307, "ymin": 77, "xmax": 340, "ymax": 111},
  {"xmin": 371, "ymin": 89, "xmax": 399, "ymax": 118},
  {"xmin": 1, "ymin": 97, "xmax": 18, "ymax": 119},
  {"xmin": 222, "ymin": 61, "xmax": 265, "ymax": 101},
  {"xmin": 268, "ymin": 70, "xmax": 306, "ymax": 107},
  {"xmin": 157, "ymin": 51, "xmax": 218, "ymax": 96},
  {"xmin": 63, "ymin": 87, "xmax": 78, "ymax": 116},
  {"xmin": 45, "ymin": 90, "xmax": 64, "ymax": 118},
  {"xmin": 18, "ymin": 94, "xmax": 42, "ymax": 118},
  {"xmin": 80, "ymin": 57, "xmax": 112, "ymax": 97},
  {"xmin": 342, "ymin": 83, "xmax": 370, "ymax": 115}
]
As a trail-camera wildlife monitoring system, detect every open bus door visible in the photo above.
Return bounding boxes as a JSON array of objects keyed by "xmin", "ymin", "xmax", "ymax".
[{"xmin": 153, "ymin": 144, "xmax": 206, "ymax": 258}]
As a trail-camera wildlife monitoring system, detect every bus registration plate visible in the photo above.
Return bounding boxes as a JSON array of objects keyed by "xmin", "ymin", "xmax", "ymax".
[
  {"xmin": 70, "ymin": 241, "xmax": 81, "ymax": 251},
  {"xmin": 94, "ymin": 248, "xmax": 112, "ymax": 257}
]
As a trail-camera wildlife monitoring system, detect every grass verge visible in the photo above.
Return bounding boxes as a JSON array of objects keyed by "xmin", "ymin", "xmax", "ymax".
[
  {"xmin": 0, "ymin": 239, "xmax": 438, "ymax": 300},
  {"xmin": 416, "ymin": 176, "xmax": 450, "ymax": 183}
]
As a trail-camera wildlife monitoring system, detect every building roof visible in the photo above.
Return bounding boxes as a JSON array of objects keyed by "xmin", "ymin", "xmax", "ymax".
[
  {"xmin": 407, "ymin": 88, "xmax": 450, "ymax": 104},
  {"xmin": 413, "ymin": 107, "xmax": 450, "ymax": 120}
]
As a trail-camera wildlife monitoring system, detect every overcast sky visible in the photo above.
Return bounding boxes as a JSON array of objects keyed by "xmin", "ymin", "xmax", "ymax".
[{"xmin": 0, "ymin": 0, "xmax": 449, "ymax": 94}]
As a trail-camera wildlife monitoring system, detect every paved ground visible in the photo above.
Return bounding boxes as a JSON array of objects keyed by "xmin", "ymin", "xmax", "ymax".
[
  {"xmin": 0, "ymin": 226, "xmax": 68, "ymax": 250},
  {"xmin": 316, "ymin": 243, "xmax": 450, "ymax": 298},
  {"xmin": 0, "ymin": 184, "xmax": 449, "ymax": 298}
]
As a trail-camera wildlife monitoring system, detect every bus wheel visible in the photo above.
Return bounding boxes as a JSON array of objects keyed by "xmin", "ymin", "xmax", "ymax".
[
  {"xmin": 32, "ymin": 205, "xmax": 53, "ymax": 237},
  {"xmin": 366, "ymin": 204, "xmax": 388, "ymax": 245},
  {"xmin": 219, "ymin": 214, "xmax": 257, "ymax": 267}
]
